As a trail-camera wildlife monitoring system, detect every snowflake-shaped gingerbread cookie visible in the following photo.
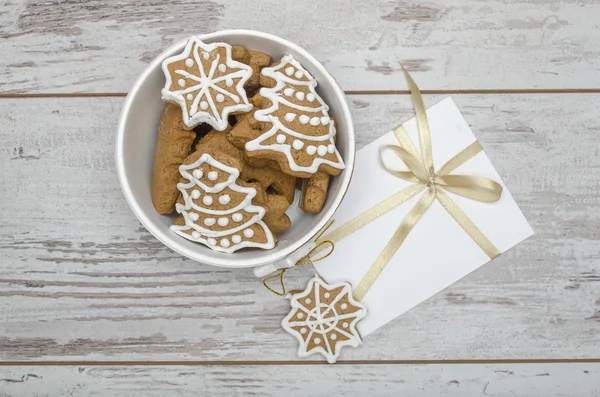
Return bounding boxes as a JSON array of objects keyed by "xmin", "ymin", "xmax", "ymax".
[
  {"xmin": 282, "ymin": 275, "xmax": 367, "ymax": 363},
  {"xmin": 161, "ymin": 37, "xmax": 253, "ymax": 131}
]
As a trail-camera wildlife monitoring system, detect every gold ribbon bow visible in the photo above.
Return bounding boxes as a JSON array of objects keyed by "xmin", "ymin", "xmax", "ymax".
[{"xmin": 318, "ymin": 65, "xmax": 504, "ymax": 301}]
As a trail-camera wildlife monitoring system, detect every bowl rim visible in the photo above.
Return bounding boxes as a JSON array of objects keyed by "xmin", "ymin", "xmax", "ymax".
[{"xmin": 115, "ymin": 29, "xmax": 355, "ymax": 268}]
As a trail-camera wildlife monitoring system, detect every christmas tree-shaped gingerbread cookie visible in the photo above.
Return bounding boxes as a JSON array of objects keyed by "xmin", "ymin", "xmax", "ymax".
[
  {"xmin": 171, "ymin": 149, "xmax": 275, "ymax": 253},
  {"xmin": 238, "ymin": 55, "xmax": 345, "ymax": 179}
]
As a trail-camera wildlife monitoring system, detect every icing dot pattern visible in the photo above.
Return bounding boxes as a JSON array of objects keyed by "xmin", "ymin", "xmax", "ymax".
[{"xmin": 218, "ymin": 194, "xmax": 230, "ymax": 205}]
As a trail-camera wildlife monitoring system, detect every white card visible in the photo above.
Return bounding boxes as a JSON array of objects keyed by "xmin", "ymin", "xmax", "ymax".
[{"xmin": 314, "ymin": 97, "xmax": 533, "ymax": 337}]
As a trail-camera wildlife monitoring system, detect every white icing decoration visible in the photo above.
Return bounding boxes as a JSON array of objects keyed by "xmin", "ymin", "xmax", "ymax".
[
  {"xmin": 321, "ymin": 116, "xmax": 330, "ymax": 125},
  {"xmin": 161, "ymin": 37, "xmax": 253, "ymax": 131},
  {"xmin": 307, "ymin": 93, "xmax": 315, "ymax": 102},
  {"xmin": 193, "ymin": 169, "xmax": 203, "ymax": 179},
  {"xmin": 276, "ymin": 134, "xmax": 286, "ymax": 144},
  {"xmin": 328, "ymin": 144, "xmax": 335, "ymax": 154},
  {"xmin": 295, "ymin": 70, "xmax": 304, "ymax": 79},
  {"xmin": 220, "ymin": 238, "xmax": 230, "ymax": 248},
  {"xmin": 188, "ymin": 212, "xmax": 199, "ymax": 221},
  {"xmin": 232, "ymin": 235, "xmax": 242, "ymax": 244},
  {"xmin": 208, "ymin": 171, "xmax": 218, "ymax": 181},
  {"xmin": 216, "ymin": 94, "xmax": 225, "ymax": 102},
  {"xmin": 309, "ymin": 116, "xmax": 320, "ymax": 126},
  {"xmin": 297, "ymin": 312, "xmax": 303, "ymax": 319},
  {"xmin": 281, "ymin": 276, "xmax": 367, "ymax": 364},
  {"xmin": 170, "ymin": 153, "xmax": 275, "ymax": 253},
  {"xmin": 245, "ymin": 55, "xmax": 345, "ymax": 175},
  {"xmin": 292, "ymin": 140, "xmax": 304, "ymax": 150},
  {"xmin": 191, "ymin": 231, "xmax": 200, "ymax": 239},
  {"xmin": 191, "ymin": 189, "xmax": 201, "ymax": 199},
  {"xmin": 185, "ymin": 58, "xmax": 194, "ymax": 67},
  {"xmin": 306, "ymin": 145, "xmax": 317, "ymax": 155},
  {"xmin": 186, "ymin": 93, "xmax": 194, "ymax": 100},
  {"xmin": 178, "ymin": 79, "xmax": 186, "ymax": 87},
  {"xmin": 317, "ymin": 145, "xmax": 328, "ymax": 156},
  {"xmin": 295, "ymin": 91, "xmax": 305, "ymax": 101},
  {"xmin": 218, "ymin": 217, "xmax": 229, "ymax": 227},
  {"xmin": 324, "ymin": 292, "xmax": 330, "ymax": 298},
  {"xmin": 203, "ymin": 196, "xmax": 213, "ymax": 206},
  {"xmin": 284, "ymin": 113, "xmax": 296, "ymax": 122},
  {"xmin": 341, "ymin": 303, "xmax": 348, "ymax": 310},
  {"xmin": 285, "ymin": 66, "xmax": 294, "ymax": 76},
  {"xmin": 218, "ymin": 64, "xmax": 226, "ymax": 73},
  {"xmin": 219, "ymin": 194, "xmax": 230, "ymax": 205},
  {"xmin": 284, "ymin": 88, "xmax": 294, "ymax": 96}
]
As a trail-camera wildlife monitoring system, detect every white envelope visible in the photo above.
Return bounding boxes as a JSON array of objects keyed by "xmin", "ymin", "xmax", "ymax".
[{"xmin": 314, "ymin": 97, "xmax": 533, "ymax": 337}]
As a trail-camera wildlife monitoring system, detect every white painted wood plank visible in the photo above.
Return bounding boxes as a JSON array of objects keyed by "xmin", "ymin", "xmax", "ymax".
[
  {"xmin": 0, "ymin": 94, "xmax": 599, "ymax": 361},
  {"xmin": 0, "ymin": 364, "xmax": 599, "ymax": 396},
  {"xmin": 1, "ymin": 0, "xmax": 600, "ymax": 93}
]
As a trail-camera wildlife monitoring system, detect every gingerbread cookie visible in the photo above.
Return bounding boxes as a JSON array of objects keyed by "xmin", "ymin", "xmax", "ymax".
[
  {"xmin": 170, "ymin": 149, "xmax": 275, "ymax": 253},
  {"xmin": 194, "ymin": 129, "xmax": 294, "ymax": 233},
  {"xmin": 152, "ymin": 104, "xmax": 197, "ymax": 215},
  {"xmin": 247, "ymin": 51, "xmax": 271, "ymax": 95},
  {"xmin": 238, "ymin": 55, "xmax": 345, "ymax": 179},
  {"xmin": 251, "ymin": 182, "xmax": 292, "ymax": 234},
  {"xmin": 198, "ymin": 127, "xmax": 296, "ymax": 204},
  {"xmin": 299, "ymin": 171, "xmax": 330, "ymax": 214},
  {"xmin": 161, "ymin": 37, "xmax": 253, "ymax": 131},
  {"xmin": 281, "ymin": 275, "xmax": 367, "ymax": 363}
]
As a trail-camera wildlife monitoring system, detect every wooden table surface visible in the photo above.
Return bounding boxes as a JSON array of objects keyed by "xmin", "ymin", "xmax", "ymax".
[{"xmin": 1, "ymin": 0, "xmax": 599, "ymax": 395}]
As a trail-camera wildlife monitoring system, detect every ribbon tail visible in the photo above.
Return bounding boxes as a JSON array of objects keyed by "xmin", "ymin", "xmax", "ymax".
[
  {"xmin": 401, "ymin": 64, "xmax": 434, "ymax": 176},
  {"xmin": 353, "ymin": 188, "xmax": 437, "ymax": 301},
  {"xmin": 436, "ymin": 189, "xmax": 501, "ymax": 259}
]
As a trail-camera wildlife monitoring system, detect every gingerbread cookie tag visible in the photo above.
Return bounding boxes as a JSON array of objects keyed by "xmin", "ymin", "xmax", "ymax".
[
  {"xmin": 161, "ymin": 37, "xmax": 253, "ymax": 131},
  {"xmin": 247, "ymin": 55, "xmax": 345, "ymax": 177},
  {"xmin": 171, "ymin": 152, "xmax": 275, "ymax": 253},
  {"xmin": 281, "ymin": 275, "xmax": 367, "ymax": 363}
]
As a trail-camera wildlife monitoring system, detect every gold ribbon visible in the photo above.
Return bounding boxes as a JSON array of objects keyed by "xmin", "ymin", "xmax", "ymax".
[
  {"xmin": 318, "ymin": 65, "xmax": 503, "ymax": 301},
  {"xmin": 263, "ymin": 221, "xmax": 335, "ymax": 296}
]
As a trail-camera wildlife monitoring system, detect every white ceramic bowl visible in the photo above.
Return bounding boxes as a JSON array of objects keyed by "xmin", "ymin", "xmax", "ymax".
[{"xmin": 116, "ymin": 30, "xmax": 355, "ymax": 269}]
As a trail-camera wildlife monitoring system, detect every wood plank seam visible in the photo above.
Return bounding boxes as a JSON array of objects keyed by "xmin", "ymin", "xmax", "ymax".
[{"xmin": 1, "ymin": 359, "xmax": 600, "ymax": 367}]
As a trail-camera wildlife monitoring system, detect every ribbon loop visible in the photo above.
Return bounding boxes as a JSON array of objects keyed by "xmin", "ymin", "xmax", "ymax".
[
  {"xmin": 435, "ymin": 175, "xmax": 503, "ymax": 202},
  {"xmin": 380, "ymin": 144, "xmax": 430, "ymax": 183}
]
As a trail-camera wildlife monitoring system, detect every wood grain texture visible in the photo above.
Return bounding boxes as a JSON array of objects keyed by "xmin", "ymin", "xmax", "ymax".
[
  {"xmin": 0, "ymin": 94, "xmax": 598, "ymax": 362},
  {"xmin": 2, "ymin": 0, "xmax": 600, "ymax": 93},
  {"xmin": 1, "ymin": 364, "xmax": 599, "ymax": 396}
]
